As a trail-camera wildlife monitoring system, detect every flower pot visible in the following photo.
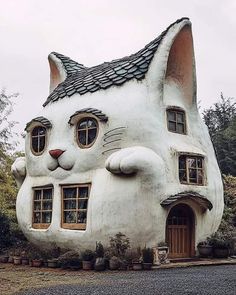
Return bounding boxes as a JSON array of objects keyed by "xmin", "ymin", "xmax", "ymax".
[
  {"xmin": 198, "ymin": 245, "xmax": 213, "ymax": 257},
  {"xmin": 143, "ymin": 263, "xmax": 152, "ymax": 270},
  {"xmin": 214, "ymin": 248, "xmax": 229, "ymax": 258},
  {"xmin": 82, "ymin": 260, "xmax": 93, "ymax": 270},
  {"xmin": 109, "ymin": 257, "xmax": 120, "ymax": 270},
  {"xmin": 132, "ymin": 262, "xmax": 143, "ymax": 271},
  {"xmin": 21, "ymin": 258, "xmax": 29, "ymax": 265},
  {"xmin": 31, "ymin": 259, "xmax": 43, "ymax": 267},
  {"xmin": 8, "ymin": 256, "xmax": 14, "ymax": 263},
  {"xmin": 47, "ymin": 259, "xmax": 58, "ymax": 268},
  {"xmin": 13, "ymin": 256, "xmax": 22, "ymax": 265},
  {"xmin": 1, "ymin": 256, "xmax": 9, "ymax": 263},
  {"xmin": 94, "ymin": 257, "xmax": 106, "ymax": 271}
]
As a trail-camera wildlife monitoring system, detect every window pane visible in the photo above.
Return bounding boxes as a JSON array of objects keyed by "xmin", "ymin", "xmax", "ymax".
[
  {"xmin": 88, "ymin": 128, "xmax": 97, "ymax": 145},
  {"xmin": 42, "ymin": 201, "xmax": 52, "ymax": 210},
  {"xmin": 179, "ymin": 170, "xmax": 187, "ymax": 182},
  {"xmin": 38, "ymin": 127, "xmax": 46, "ymax": 136},
  {"xmin": 34, "ymin": 212, "xmax": 41, "ymax": 223},
  {"xmin": 168, "ymin": 121, "xmax": 176, "ymax": 132},
  {"xmin": 42, "ymin": 212, "xmax": 52, "ymax": 223},
  {"xmin": 87, "ymin": 119, "xmax": 97, "ymax": 128},
  {"xmin": 179, "ymin": 156, "xmax": 186, "ymax": 169},
  {"xmin": 39, "ymin": 136, "xmax": 45, "ymax": 152},
  {"xmin": 64, "ymin": 200, "xmax": 76, "ymax": 210},
  {"xmin": 78, "ymin": 119, "xmax": 88, "ymax": 129},
  {"xmin": 177, "ymin": 113, "xmax": 184, "ymax": 123},
  {"xmin": 188, "ymin": 158, "xmax": 196, "ymax": 168},
  {"xmin": 189, "ymin": 169, "xmax": 197, "ymax": 179},
  {"xmin": 79, "ymin": 199, "xmax": 88, "ymax": 210},
  {"xmin": 34, "ymin": 201, "xmax": 41, "ymax": 211},
  {"xmin": 197, "ymin": 170, "xmax": 204, "ymax": 184},
  {"xmin": 34, "ymin": 190, "xmax": 41, "ymax": 200},
  {"xmin": 197, "ymin": 158, "xmax": 203, "ymax": 168},
  {"xmin": 78, "ymin": 130, "xmax": 86, "ymax": 145},
  {"xmin": 167, "ymin": 111, "xmax": 176, "ymax": 121},
  {"xmin": 79, "ymin": 187, "xmax": 89, "ymax": 198},
  {"xmin": 63, "ymin": 187, "xmax": 77, "ymax": 199},
  {"xmin": 32, "ymin": 137, "xmax": 39, "ymax": 153},
  {"xmin": 43, "ymin": 189, "xmax": 52, "ymax": 199},
  {"xmin": 77, "ymin": 211, "xmax": 87, "ymax": 223},
  {"xmin": 64, "ymin": 211, "xmax": 76, "ymax": 223},
  {"xmin": 177, "ymin": 123, "xmax": 184, "ymax": 134}
]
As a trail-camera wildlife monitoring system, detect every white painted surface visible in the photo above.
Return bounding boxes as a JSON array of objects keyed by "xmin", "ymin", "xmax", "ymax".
[{"xmin": 12, "ymin": 19, "xmax": 223, "ymax": 251}]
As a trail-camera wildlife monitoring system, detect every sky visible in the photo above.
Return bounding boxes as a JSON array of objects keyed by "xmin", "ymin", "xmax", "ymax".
[{"xmin": 0, "ymin": 0, "xmax": 236, "ymax": 150}]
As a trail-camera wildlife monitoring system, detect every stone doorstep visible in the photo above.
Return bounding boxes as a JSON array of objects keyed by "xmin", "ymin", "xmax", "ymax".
[{"xmin": 152, "ymin": 257, "xmax": 236, "ymax": 270}]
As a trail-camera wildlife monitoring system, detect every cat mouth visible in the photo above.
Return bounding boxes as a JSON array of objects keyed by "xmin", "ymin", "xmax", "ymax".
[{"xmin": 48, "ymin": 164, "xmax": 73, "ymax": 171}]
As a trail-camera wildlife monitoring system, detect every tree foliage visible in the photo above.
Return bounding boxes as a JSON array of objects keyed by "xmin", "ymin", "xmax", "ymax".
[{"xmin": 203, "ymin": 93, "xmax": 236, "ymax": 175}]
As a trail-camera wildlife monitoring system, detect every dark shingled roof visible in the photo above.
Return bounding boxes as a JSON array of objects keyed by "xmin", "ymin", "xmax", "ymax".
[
  {"xmin": 160, "ymin": 191, "xmax": 213, "ymax": 211},
  {"xmin": 43, "ymin": 17, "xmax": 189, "ymax": 107},
  {"xmin": 25, "ymin": 116, "xmax": 52, "ymax": 131}
]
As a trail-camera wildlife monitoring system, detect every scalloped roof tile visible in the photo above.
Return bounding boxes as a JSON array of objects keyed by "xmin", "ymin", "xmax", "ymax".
[{"xmin": 43, "ymin": 17, "xmax": 189, "ymax": 107}]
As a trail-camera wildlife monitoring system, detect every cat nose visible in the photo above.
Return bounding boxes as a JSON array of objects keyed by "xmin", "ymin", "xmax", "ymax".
[{"xmin": 49, "ymin": 149, "xmax": 65, "ymax": 159}]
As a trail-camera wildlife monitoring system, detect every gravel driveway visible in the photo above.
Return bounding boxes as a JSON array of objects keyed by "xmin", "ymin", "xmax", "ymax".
[{"xmin": 18, "ymin": 265, "xmax": 236, "ymax": 295}]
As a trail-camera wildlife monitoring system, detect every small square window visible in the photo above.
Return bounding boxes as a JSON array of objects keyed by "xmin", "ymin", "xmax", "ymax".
[
  {"xmin": 167, "ymin": 109, "xmax": 186, "ymax": 134},
  {"xmin": 179, "ymin": 155, "xmax": 204, "ymax": 185}
]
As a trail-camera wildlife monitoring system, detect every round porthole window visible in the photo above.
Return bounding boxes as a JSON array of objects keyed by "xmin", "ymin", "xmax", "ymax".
[
  {"xmin": 76, "ymin": 118, "xmax": 98, "ymax": 148},
  {"xmin": 31, "ymin": 126, "xmax": 47, "ymax": 155}
]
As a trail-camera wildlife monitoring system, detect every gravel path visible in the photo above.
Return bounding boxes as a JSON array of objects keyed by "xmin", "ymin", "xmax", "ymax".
[{"xmin": 18, "ymin": 265, "xmax": 236, "ymax": 295}]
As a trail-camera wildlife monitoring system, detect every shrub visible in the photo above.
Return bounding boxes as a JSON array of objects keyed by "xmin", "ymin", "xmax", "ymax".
[
  {"xmin": 0, "ymin": 211, "xmax": 11, "ymax": 249},
  {"xmin": 82, "ymin": 249, "xmax": 95, "ymax": 261},
  {"xmin": 58, "ymin": 251, "xmax": 81, "ymax": 269},
  {"xmin": 109, "ymin": 232, "xmax": 130, "ymax": 257},
  {"xmin": 142, "ymin": 247, "xmax": 154, "ymax": 264}
]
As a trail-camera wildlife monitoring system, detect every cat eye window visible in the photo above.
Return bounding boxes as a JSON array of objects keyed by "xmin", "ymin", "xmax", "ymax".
[
  {"xmin": 179, "ymin": 155, "xmax": 205, "ymax": 185},
  {"xmin": 76, "ymin": 117, "xmax": 98, "ymax": 148},
  {"xmin": 32, "ymin": 186, "xmax": 53, "ymax": 229},
  {"xmin": 31, "ymin": 126, "xmax": 47, "ymax": 155},
  {"xmin": 167, "ymin": 109, "xmax": 186, "ymax": 134}
]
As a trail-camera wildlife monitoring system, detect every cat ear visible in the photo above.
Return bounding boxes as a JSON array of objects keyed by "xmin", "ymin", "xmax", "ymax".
[
  {"xmin": 48, "ymin": 52, "xmax": 86, "ymax": 94},
  {"xmin": 147, "ymin": 19, "xmax": 196, "ymax": 107}
]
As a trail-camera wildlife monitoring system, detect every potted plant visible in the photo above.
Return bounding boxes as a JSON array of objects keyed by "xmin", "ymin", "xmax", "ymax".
[
  {"xmin": 58, "ymin": 251, "xmax": 82, "ymax": 270},
  {"xmin": 0, "ymin": 252, "xmax": 9, "ymax": 263},
  {"xmin": 82, "ymin": 250, "xmax": 95, "ymax": 270},
  {"xmin": 94, "ymin": 241, "xmax": 106, "ymax": 271},
  {"xmin": 157, "ymin": 242, "xmax": 169, "ymax": 264},
  {"xmin": 13, "ymin": 250, "xmax": 22, "ymax": 265},
  {"xmin": 21, "ymin": 251, "xmax": 29, "ymax": 265},
  {"xmin": 197, "ymin": 240, "xmax": 213, "ymax": 257},
  {"xmin": 132, "ymin": 247, "xmax": 143, "ymax": 270},
  {"xmin": 142, "ymin": 247, "xmax": 153, "ymax": 270},
  {"xmin": 30, "ymin": 252, "xmax": 43, "ymax": 267},
  {"xmin": 109, "ymin": 256, "xmax": 121, "ymax": 270},
  {"xmin": 8, "ymin": 251, "xmax": 14, "ymax": 263},
  {"xmin": 210, "ymin": 233, "xmax": 230, "ymax": 258}
]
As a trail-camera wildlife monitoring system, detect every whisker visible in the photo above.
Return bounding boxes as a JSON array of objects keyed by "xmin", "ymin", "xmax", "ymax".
[
  {"xmin": 103, "ymin": 139, "xmax": 121, "ymax": 147},
  {"xmin": 102, "ymin": 147, "xmax": 121, "ymax": 155},
  {"xmin": 104, "ymin": 133, "xmax": 123, "ymax": 142},
  {"xmin": 104, "ymin": 127, "xmax": 126, "ymax": 136}
]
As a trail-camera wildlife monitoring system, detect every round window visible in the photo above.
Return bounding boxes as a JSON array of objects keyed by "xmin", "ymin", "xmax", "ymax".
[
  {"xmin": 77, "ymin": 118, "xmax": 98, "ymax": 148},
  {"xmin": 31, "ymin": 126, "xmax": 47, "ymax": 155}
]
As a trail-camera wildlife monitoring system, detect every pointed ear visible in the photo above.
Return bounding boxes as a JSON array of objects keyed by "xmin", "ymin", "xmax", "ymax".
[
  {"xmin": 164, "ymin": 23, "xmax": 196, "ymax": 107},
  {"xmin": 48, "ymin": 52, "xmax": 86, "ymax": 94},
  {"xmin": 48, "ymin": 53, "xmax": 67, "ymax": 94}
]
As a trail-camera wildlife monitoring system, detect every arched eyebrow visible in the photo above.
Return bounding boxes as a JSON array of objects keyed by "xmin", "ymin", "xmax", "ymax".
[
  {"xmin": 68, "ymin": 108, "xmax": 108, "ymax": 125},
  {"xmin": 25, "ymin": 116, "xmax": 52, "ymax": 131}
]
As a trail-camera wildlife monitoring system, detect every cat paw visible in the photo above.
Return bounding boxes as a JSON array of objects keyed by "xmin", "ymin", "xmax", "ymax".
[
  {"xmin": 105, "ymin": 146, "xmax": 164, "ymax": 175},
  {"xmin": 11, "ymin": 157, "xmax": 26, "ymax": 188}
]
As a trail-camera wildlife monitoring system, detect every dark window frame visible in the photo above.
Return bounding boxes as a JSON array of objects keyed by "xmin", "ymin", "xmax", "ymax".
[
  {"xmin": 167, "ymin": 108, "xmax": 186, "ymax": 134},
  {"xmin": 179, "ymin": 155, "xmax": 205, "ymax": 185},
  {"xmin": 76, "ymin": 116, "xmax": 98, "ymax": 148},
  {"xmin": 31, "ymin": 126, "xmax": 47, "ymax": 155},
  {"xmin": 32, "ymin": 186, "xmax": 53, "ymax": 229},
  {"xmin": 61, "ymin": 183, "xmax": 91, "ymax": 230}
]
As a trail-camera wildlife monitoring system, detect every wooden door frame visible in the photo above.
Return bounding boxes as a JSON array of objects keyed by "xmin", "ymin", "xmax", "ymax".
[{"xmin": 166, "ymin": 203, "xmax": 195, "ymax": 258}]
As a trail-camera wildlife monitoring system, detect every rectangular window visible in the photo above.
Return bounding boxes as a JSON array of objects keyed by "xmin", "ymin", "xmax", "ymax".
[
  {"xmin": 167, "ymin": 109, "xmax": 186, "ymax": 134},
  {"xmin": 32, "ymin": 187, "xmax": 53, "ymax": 229},
  {"xmin": 61, "ymin": 184, "xmax": 90, "ymax": 230},
  {"xmin": 179, "ymin": 155, "xmax": 204, "ymax": 185}
]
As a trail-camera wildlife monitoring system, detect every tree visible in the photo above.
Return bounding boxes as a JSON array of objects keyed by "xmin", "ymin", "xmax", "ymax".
[{"xmin": 203, "ymin": 93, "xmax": 236, "ymax": 176}]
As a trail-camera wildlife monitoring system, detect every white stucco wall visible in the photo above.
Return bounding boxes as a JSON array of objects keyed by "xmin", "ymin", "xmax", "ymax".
[{"xmin": 12, "ymin": 19, "xmax": 224, "ymax": 252}]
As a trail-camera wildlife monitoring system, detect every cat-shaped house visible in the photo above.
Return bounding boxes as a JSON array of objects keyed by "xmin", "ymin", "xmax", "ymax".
[{"xmin": 12, "ymin": 18, "xmax": 223, "ymax": 258}]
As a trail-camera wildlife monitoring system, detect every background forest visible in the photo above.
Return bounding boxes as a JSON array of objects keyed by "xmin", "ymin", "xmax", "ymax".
[{"xmin": 0, "ymin": 90, "xmax": 235, "ymax": 251}]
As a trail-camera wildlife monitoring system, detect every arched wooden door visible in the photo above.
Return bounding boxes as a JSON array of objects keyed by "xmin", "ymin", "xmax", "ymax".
[{"xmin": 166, "ymin": 204, "xmax": 195, "ymax": 258}]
